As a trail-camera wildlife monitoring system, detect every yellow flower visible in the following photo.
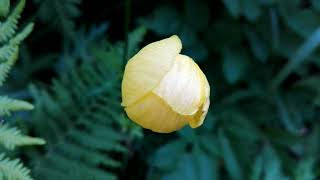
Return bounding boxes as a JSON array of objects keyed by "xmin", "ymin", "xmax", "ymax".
[{"xmin": 121, "ymin": 35, "xmax": 210, "ymax": 133}]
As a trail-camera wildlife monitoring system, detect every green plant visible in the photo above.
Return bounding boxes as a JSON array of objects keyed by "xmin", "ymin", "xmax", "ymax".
[
  {"xmin": 0, "ymin": 125, "xmax": 44, "ymax": 180},
  {"xmin": 0, "ymin": 0, "xmax": 45, "ymax": 179},
  {"xmin": 24, "ymin": 26, "xmax": 145, "ymax": 180},
  {"xmin": 33, "ymin": 0, "xmax": 82, "ymax": 38},
  {"xmin": 138, "ymin": 0, "xmax": 320, "ymax": 179},
  {"xmin": 2, "ymin": 0, "xmax": 319, "ymax": 179}
]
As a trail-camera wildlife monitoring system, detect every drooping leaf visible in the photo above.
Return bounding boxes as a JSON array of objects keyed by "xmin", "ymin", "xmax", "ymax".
[
  {"xmin": 218, "ymin": 130, "xmax": 243, "ymax": 180},
  {"xmin": 222, "ymin": 48, "xmax": 248, "ymax": 84},
  {"xmin": 272, "ymin": 26, "xmax": 320, "ymax": 88},
  {"xmin": 244, "ymin": 26, "xmax": 268, "ymax": 62}
]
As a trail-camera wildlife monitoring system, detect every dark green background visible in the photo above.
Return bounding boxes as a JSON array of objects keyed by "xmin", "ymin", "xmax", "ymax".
[{"xmin": 3, "ymin": 0, "xmax": 320, "ymax": 179}]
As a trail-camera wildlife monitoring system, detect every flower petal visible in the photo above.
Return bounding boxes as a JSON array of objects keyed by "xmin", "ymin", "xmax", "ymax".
[
  {"xmin": 153, "ymin": 54, "xmax": 204, "ymax": 115},
  {"xmin": 122, "ymin": 35, "xmax": 182, "ymax": 107},
  {"xmin": 125, "ymin": 92, "xmax": 188, "ymax": 133},
  {"xmin": 188, "ymin": 72, "xmax": 210, "ymax": 128}
]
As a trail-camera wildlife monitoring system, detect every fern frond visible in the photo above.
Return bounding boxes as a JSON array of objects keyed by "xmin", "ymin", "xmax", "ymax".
[
  {"xmin": 34, "ymin": 154, "xmax": 118, "ymax": 180},
  {"xmin": 34, "ymin": 0, "xmax": 81, "ymax": 37},
  {"xmin": 0, "ymin": 96, "xmax": 33, "ymax": 116},
  {"xmin": 24, "ymin": 27, "xmax": 145, "ymax": 179},
  {"xmin": 0, "ymin": 0, "xmax": 10, "ymax": 17},
  {"xmin": 0, "ymin": 0, "xmax": 26, "ymax": 44},
  {"xmin": 0, "ymin": 46, "xmax": 18, "ymax": 86},
  {"xmin": 0, "ymin": 22, "xmax": 34, "ymax": 62},
  {"xmin": 0, "ymin": 153, "xmax": 32, "ymax": 180},
  {"xmin": 0, "ymin": 125, "xmax": 45, "ymax": 150},
  {"xmin": 0, "ymin": 22, "xmax": 34, "ymax": 86},
  {"xmin": 0, "ymin": 0, "xmax": 43, "ymax": 180},
  {"xmin": 28, "ymin": 59, "xmax": 127, "ymax": 179}
]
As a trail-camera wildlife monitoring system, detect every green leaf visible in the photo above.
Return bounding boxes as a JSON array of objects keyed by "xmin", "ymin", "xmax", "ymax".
[
  {"xmin": 276, "ymin": 29, "xmax": 301, "ymax": 59},
  {"xmin": 34, "ymin": 0, "xmax": 82, "ymax": 38},
  {"xmin": 286, "ymin": 10, "xmax": 320, "ymax": 38},
  {"xmin": 179, "ymin": 25, "xmax": 197, "ymax": 48},
  {"xmin": 193, "ymin": 151, "xmax": 218, "ymax": 180},
  {"xmin": 222, "ymin": 0, "xmax": 240, "ymax": 17},
  {"xmin": 250, "ymin": 150, "xmax": 263, "ymax": 180},
  {"xmin": 274, "ymin": 95, "xmax": 301, "ymax": 134},
  {"xmin": 295, "ymin": 158, "xmax": 315, "ymax": 180},
  {"xmin": 0, "ymin": 0, "xmax": 28, "ymax": 43},
  {"xmin": 250, "ymin": 145, "xmax": 289, "ymax": 180},
  {"xmin": 163, "ymin": 151, "xmax": 218, "ymax": 180},
  {"xmin": 278, "ymin": 0, "xmax": 320, "ymax": 38},
  {"xmin": 0, "ymin": 154, "xmax": 33, "ymax": 180},
  {"xmin": 272, "ymin": 26, "xmax": 320, "ymax": 89},
  {"xmin": 244, "ymin": 26, "xmax": 268, "ymax": 62},
  {"xmin": 0, "ymin": 125, "xmax": 45, "ymax": 150},
  {"xmin": 264, "ymin": 128, "xmax": 302, "ymax": 147},
  {"xmin": 127, "ymin": 26, "xmax": 147, "ymax": 58},
  {"xmin": 222, "ymin": 111, "xmax": 262, "ymax": 142},
  {"xmin": 0, "ymin": 0, "xmax": 9, "ymax": 17},
  {"xmin": 184, "ymin": 42, "xmax": 208, "ymax": 62},
  {"xmin": 259, "ymin": 0, "xmax": 275, "ymax": 5},
  {"xmin": 270, "ymin": 8, "xmax": 280, "ymax": 50},
  {"xmin": 218, "ymin": 130, "xmax": 243, "ymax": 180},
  {"xmin": 151, "ymin": 140, "xmax": 187, "ymax": 170},
  {"xmin": 222, "ymin": 48, "xmax": 248, "ymax": 84},
  {"xmin": 199, "ymin": 135, "xmax": 221, "ymax": 157},
  {"xmin": 140, "ymin": 6, "xmax": 181, "ymax": 36},
  {"xmin": 178, "ymin": 127, "xmax": 197, "ymax": 143},
  {"xmin": 312, "ymin": 0, "xmax": 320, "ymax": 11},
  {"xmin": 0, "ymin": 96, "xmax": 33, "ymax": 116},
  {"xmin": 242, "ymin": 0, "xmax": 261, "ymax": 21},
  {"xmin": 305, "ymin": 125, "xmax": 320, "ymax": 158}
]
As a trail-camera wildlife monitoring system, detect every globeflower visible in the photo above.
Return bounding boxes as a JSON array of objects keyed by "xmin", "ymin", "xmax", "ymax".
[{"xmin": 121, "ymin": 35, "xmax": 210, "ymax": 133}]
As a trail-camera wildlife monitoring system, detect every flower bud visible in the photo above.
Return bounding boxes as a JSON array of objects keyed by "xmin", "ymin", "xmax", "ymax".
[{"xmin": 121, "ymin": 35, "xmax": 210, "ymax": 133}]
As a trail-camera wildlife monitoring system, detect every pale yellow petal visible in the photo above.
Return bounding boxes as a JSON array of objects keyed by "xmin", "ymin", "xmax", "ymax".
[
  {"xmin": 153, "ymin": 54, "xmax": 204, "ymax": 115},
  {"xmin": 124, "ymin": 92, "xmax": 188, "ymax": 133},
  {"xmin": 121, "ymin": 35, "xmax": 182, "ymax": 107},
  {"xmin": 188, "ymin": 72, "xmax": 210, "ymax": 128}
]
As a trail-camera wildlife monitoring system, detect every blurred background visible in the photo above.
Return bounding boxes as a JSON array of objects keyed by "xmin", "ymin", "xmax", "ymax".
[{"xmin": 1, "ymin": 0, "xmax": 320, "ymax": 179}]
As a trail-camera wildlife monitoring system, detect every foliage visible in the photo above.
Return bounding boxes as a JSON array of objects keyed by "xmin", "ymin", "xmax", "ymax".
[
  {"xmin": 23, "ymin": 25, "xmax": 145, "ymax": 180},
  {"xmin": 0, "ymin": 0, "xmax": 45, "ymax": 180},
  {"xmin": 0, "ymin": 124, "xmax": 45, "ymax": 180},
  {"xmin": 3, "ymin": 0, "xmax": 320, "ymax": 180},
  {"xmin": 0, "ymin": 124, "xmax": 44, "ymax": 150},
  {"xmin": 138, "ymin": 0, "xmax": 320, "ymax": 179},
  {"xmin": 33, "ymin": 0, "xmax": 81, "ymax": 38},
  {"xmin": 0, "ymin": 153, "xmax": 32, "ymax": 180},
  {"xmin": 0, "ymin": 0, "xmax": 34, "ymax": 86}
]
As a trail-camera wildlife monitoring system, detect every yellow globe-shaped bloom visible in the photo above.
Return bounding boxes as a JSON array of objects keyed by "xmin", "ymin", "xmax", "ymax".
[{"xmin": 121, "ymin": 35, "xmax": 210, "ymax": 133}]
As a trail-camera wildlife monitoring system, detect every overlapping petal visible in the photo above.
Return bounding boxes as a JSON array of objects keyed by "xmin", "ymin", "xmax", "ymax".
[
  {"xmin": 121, "ymin": 35, "xmax": 182, "ymax": 107},
  {"xmin": 153, "ymin": 54, "xmax": 203, "ymax": 115},
  {"xmin": 122, "ymin": 35, "xmax": 210, "ymax": 133},
  {"xmin": 188, "ymin": 73, "xmax": 210, "ymax": 128},
  {"xmin": 125, "ymin": 92, "xmax": 188, "ymax": 133}
]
